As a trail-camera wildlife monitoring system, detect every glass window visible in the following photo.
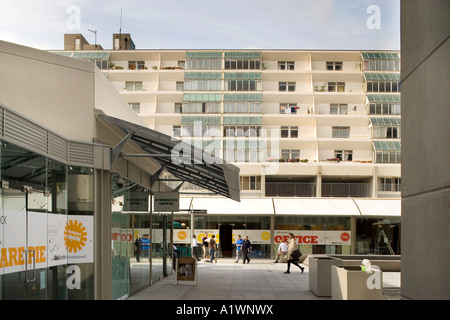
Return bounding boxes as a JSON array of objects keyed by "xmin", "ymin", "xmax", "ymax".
[
  {"xmin": 128, "ymin": 61, "xmax": 145, "ymax": 70},
  {"xmin": 129, "ymin": 103, "xmax": 140, "ymax": 113},
  {"xmin": 332, "ymin": 126, "xmax": 350, "ymax": 138},
  {"xmin": 279, "ymin": 82, "xmax": 295, "ymax": 91},
  {"xmin": 326, "ymin": 61, "xmax": 343, "ymax": 71},
  {"xmin": 278, "ymin": 61, "xmax": 295, "ymax": 70}
]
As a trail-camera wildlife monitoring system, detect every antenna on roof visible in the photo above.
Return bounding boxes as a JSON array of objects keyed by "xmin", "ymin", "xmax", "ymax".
[{"xmin": 119, "ymin": 8, "xmax": 123, "ymax": 35}]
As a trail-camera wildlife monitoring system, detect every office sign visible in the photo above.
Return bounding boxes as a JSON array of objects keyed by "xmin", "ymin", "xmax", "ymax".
[{"xmin": 154, "ymin": 192, "xmax": 179, "ymax": 212}]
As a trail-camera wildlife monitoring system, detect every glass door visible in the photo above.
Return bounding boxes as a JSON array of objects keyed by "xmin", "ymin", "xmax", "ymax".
[
  {"xmin": 0, "ymin": 143, "xmax": 68, "ymax": 300},
  {"xmin": 1, "ymin": 184, "xmax": 47, "ymax": 299}
]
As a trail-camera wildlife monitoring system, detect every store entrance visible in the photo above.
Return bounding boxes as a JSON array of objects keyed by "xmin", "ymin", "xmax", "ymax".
[{"xmin": 219, "ymin": 224, "xmax": 233, "ymax": 257}]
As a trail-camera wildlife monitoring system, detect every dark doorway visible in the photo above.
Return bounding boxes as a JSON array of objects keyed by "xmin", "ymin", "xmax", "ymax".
[{"xmin": 219, "ymin": 224, "xmax": 233, "ymax": 257}]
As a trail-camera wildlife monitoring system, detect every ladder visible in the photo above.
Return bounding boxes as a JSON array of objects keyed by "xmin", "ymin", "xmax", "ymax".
[{"xmin": 374, "ymin": 229, "xmax": 395, "ymax": 255}]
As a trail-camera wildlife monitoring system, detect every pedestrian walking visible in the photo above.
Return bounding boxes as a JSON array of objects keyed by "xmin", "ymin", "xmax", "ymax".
[
  {"xmin": 209, "ymin": 234, "xmax": 217, "ymax": 263},
  {"xmin": 192, "ymin": 235, "xmax": 200, "ymax": 261},
  {"xmin": 235, "ymin": 235, "xmax": 244, "ymax": 263},
  {"xmin": 134, "ymin": 234, "xmax": 142, "ymax": 262},
  {"xmin": 242, "ymin": 235, "xmax": 252, "ymax": 264},
  {"xmin": 274, "ymin": 240, "xmax": 288, "ymax": 263},
  {"xmin": 284, "ymin": 233, "xmax": 304, "ymax": 274},
  {"xmin": 202, "ymin": 233, "xmax": 209, "ymax": 261}
]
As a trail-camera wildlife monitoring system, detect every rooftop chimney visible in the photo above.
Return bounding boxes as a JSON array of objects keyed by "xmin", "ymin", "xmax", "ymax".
[
  {"xmin": 113, "ymin": 33, "xmax": 135, "ymax": 50},
  {"xmin": 64, "ymin": 34, "xmax": 103, "ymax": 50}
]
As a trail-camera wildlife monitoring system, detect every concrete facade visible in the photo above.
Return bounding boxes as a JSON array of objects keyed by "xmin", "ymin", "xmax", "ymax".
[{"xmin": 401, "ymin": 0, "xmax": 450, "ymax": 299}]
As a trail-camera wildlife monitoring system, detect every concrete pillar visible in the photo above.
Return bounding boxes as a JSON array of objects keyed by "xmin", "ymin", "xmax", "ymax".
[
  {"xmin": 401, "ymin": 0, "xmax": 450, "ymax": 299},
  {"xmin": 94, "ymin": 169, "xmax": 112, "ymax": 300}
]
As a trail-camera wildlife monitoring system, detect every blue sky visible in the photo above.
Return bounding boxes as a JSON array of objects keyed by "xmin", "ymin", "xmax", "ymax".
[{"xmin": 0, "ymin": 0, "xmax": 400, "ymax": 50}]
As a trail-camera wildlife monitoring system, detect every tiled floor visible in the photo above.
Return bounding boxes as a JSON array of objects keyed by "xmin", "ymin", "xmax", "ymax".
[{"xmin": 128, "ymin": 258, "xmax": 401, "ymax": 300}]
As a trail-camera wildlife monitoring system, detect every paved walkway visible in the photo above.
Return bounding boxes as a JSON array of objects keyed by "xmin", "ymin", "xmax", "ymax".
[{"xmin": 127, "ymin": 258, "xmax": 401, "ymax": 300}]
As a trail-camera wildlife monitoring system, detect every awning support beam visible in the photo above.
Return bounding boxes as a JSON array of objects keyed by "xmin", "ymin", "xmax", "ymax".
[{"xmin": 111, "ymin": 132, "xmax": 133, "ymax": 166}]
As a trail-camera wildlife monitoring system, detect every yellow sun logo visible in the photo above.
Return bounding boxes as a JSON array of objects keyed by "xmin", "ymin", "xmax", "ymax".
[
  {"xmin": 261, "ymin": 231, "xmax": 271, "ymax": 241},
  {"xmin": 64, "ymin": 220, "xmax": 87, "ymax": 253}
]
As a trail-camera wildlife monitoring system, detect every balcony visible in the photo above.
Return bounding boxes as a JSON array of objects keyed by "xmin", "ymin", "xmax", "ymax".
[
  {"xmin": 265, "ymin": 182, "xmax": 316, "ymax": 197},
  {"xmin": 322, "ymin": 183, "xmax": 372, "ymax": 197},
  {"xmin": 265, "ymin": 182, "xmax": 372, "ymax": 198}
]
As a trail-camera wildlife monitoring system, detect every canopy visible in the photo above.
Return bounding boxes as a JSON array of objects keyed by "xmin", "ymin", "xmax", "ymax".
[{"xmin": 97, "ymin": 113, "xmax": 240, "ymax": 201}]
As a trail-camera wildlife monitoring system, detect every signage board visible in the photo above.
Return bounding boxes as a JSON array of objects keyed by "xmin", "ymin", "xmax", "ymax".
[{"xmin": 153, "ymin": 192, "xmax": 179, "ymax": 212}]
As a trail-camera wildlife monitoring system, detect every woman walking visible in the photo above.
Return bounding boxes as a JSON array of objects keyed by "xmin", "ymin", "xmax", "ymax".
[{"xmin": 284, "ymin": 233, "xmax": 304, "ymax": 274}]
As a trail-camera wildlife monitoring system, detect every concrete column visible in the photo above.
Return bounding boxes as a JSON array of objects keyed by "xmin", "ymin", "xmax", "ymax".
[
  {"xmin": 401, "ymin": 0, "xmax": 450, "ymax": 300},
  {"xmin": 94, "ymin": 169, "xmax": 112, "ymax": 300}
]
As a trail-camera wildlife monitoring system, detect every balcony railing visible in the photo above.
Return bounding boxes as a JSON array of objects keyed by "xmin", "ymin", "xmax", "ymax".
[
  {"xmin": 265, "ymin": 182, "xmax": 316, "ymax": 197},
  {"xmin": 265, "ymin": 182, "xmax": 372, "ymax": 197},
  {"xmin": 322, "ymin": 183, "xmax": 372, "ymax": 197}
]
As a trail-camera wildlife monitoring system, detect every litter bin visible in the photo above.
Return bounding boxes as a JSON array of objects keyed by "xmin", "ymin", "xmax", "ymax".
[
  {"xmin": 331, "ymin": 265, "xmax": 383, "ymax": 300},
  {"xmin": 309, "ymin": 256, "xmax": 342, "ymax": 297}
]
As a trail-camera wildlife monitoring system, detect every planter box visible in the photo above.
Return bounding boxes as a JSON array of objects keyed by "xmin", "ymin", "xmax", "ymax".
[
  {"xmin": 331, "ymin": 266, "xmax": 383, "ymax": 300},
  {"xmin": 309, "ymin": 256, "xmax": 342, "ymax": 297}
]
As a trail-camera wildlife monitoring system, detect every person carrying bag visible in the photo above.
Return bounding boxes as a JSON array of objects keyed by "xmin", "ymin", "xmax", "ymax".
[{"xmin": 284, "ymin": 233, "xmax": 304, "ymax": 274}]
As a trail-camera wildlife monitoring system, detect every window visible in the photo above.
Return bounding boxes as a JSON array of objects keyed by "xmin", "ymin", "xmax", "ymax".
[
  {"xmin": 376, "ymin": 151, "xmax": 401, "ymax": 163},
  {"xmin": 128, "ymin": 61, "xmax": 146, "ymax": 70},
  {"xmin": 281, "ymin": 149, "xmax": 300, "ymax": 161},
  {"xmin": 179, "ymin": 125, "xmax": 220, "ymax": 137},
  {"xmin": 279, "ymin": 103, "xmax": 298, "ymax": 114},
  {"xmin": 225, "ymin": 58, "xmax": 261, "ymax": 70},
  {"xmin": 186, "ymin": 59, "xmax": 221, "ymax": 70},
  {"xmin": 182, "ymin": 102, "xmax": 221, "ymax": 113},
  {"xmin": 332, "ymin": 126, "xmax": 350, "ymax": 138},
  {"xmin": 184, "ymin": 79, "xmax": 221, "ymax": 91},
  {"xmin": 280, "ymin": 126, "xmax": 298, "ymax": 138},
  {"xmin": 364, "ymin": 60, "xmax": 400, "ymax": 71},
  {"xmin": 326, "ymin": 61, "xmax": 343, "ymax": 71},
  {"xmin": 129, "ymin": 103, "xmax": 140, "ymax": 113},
  {"xmin": 94, "ymin": 59, "xmax": 109, "ymax": 70},
  {"xmin": 176, "ymin": 81, "xmax": 184, "ymax": 91},
  {"xmin": 224, "ymin": 102, "xmax": 262, "ymax": 113},
  {"xmin": 75, "ymin": 38, "xmax": 81, "ymax": 50},
  {"xmin": 367, "ymin": 81, "xmax": 401, "ymax": 93},
  {"xmin": 224, "ymin": 125, "xmax": 262, "ymax": 137},
  {"xmin": 125, "ymin": 81, "xmax": 143, "ymax": 91},
  {"xmin": 240, "ymin": 176, "xmax": 261, "ymax": 190},
  {"xmin": 369, "ymin": 103, "xmax": 401, "ymax": 115},
  {"xmin": 330, "ymin": 104, "xmax": 348, "ymax": 114},
  {"xmin": 174, "ymin": 103, "xmax": 182, "ymax": 113},
  {"xmin": 334, "ymin": 150, "xmax": 353, "ymax": 161},
  {"xmin": 278, "ymin": 61, "xmax": 295, "ymax": 70},
  {"xmin": 328, "ymin": 82, "xmax": 345, "ymax": 92},
  {"xmin": 224, "ymin": 145, "xmax": 263, "ymax": 163},
  {"xmin": 379, "ymin": 177, "xmax": 401, "ymax": 192},
  {"xmin": 225, "ymin": 79, "xmax": 261, "ymax": 91},
  {"xmin": 372, "ymin": 126, "xmax": 400, "ymax": 139},
  {"xmin": 279, "ymin": 82, "xmax": 296, "ymax": 91},
  {"xmin": 173, "ymin": 125, "xmax": 181, "ymax": 137}
]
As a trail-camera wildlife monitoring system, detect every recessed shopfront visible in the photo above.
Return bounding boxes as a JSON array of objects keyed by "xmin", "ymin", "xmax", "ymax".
[{"xmin": 0, "ymin": 121, "xmax": 98, "ymax": 300}]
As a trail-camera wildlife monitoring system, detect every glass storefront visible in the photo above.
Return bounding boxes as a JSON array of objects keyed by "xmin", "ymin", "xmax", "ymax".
[
  {"xmin": 355, "ymin": 218, "xmax": 401, "ymax": 255},
  {"xmin": 0, "ymin": 141, "xmax": 94, "ymax": 300},
  {"xmin": 173, "ymin": 214, "xmax": 272, "ymax": 259},
  {"xmin": 111, "ymin": 174, "xmax": 174, "ymax": 300},
  {"xmin": 274, "ymin": 216, "xmax": 352, "ymax": 255}
]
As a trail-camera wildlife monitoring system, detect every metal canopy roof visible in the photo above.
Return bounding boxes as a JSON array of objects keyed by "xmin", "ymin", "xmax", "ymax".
[{"xmin": 97, "ymin": 113, "xmax": 240, "ymax": 202}]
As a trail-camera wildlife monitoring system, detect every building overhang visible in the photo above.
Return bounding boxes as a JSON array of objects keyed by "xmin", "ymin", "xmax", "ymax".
[{"xmin": 97, "ymin": 113, "xmax": 240, "ymax": 202}]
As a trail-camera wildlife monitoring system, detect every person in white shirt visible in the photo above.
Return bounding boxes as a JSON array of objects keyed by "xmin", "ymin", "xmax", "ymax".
[
  {"xmin": 274, "ymin": 240, "xmax": 288, "ymax": 263},
  {"xmin": 192, "ymin": 235, "xmax": 200, "ymax": 261}
]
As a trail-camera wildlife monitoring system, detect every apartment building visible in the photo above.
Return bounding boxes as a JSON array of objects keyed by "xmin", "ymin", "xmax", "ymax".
[{"xmin": 55, "ymin": 34, "xmax": 401, "ymax": 260}]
